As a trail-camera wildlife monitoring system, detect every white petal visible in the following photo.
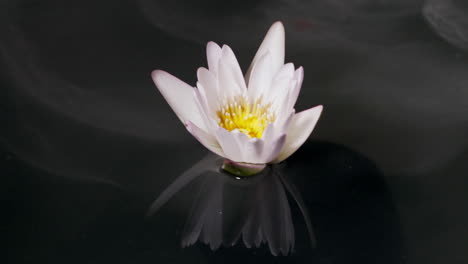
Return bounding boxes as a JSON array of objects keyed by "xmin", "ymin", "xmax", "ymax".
[
  {"xmin": 272, "ymin": 105, "xmax": 323, "ymax": 163},
  {"xmin": 258, "ymin": 123, "xmax": 284, "ymax": 163},
  {"xmin": 287, "ymin": 66, "xmax": 304, "ymax": 110},
  {"xmin": 247, "ymin": 51, "xmax": 273, "ymax": 100},
  {"xmin": 270, "ymin": 65, "xmax": 295, "ymax": 109},
  {"xmin": 218, "ymin": 55, "xmax": 244, "ymax": 99},
  {"xmin": 245, "ymin": 138, "xmax": 265, "ymax": 164},
  {"xmin": 261, "ymin": 122, "xmax": 276, "ymax": 142},
  {"xmin": 264, "ymin": 134, "xmax": 287, "ymax": 163},
  {"xmin": 246, "ymin": 21, "xmax": 285, "ymax": 83},
  {"xmin": 273, "ymin": 80, "xmax": 296, "ymax": 115},
  {"xmin": 196, "ymin": 67, "xmax": 219, "ymax": 112},
  {"xmin": 215, "ymin": 127, "xmax": 243, "ymax": 162},
  {"xmin": 275, "ymin": 63, "xmax": 295, "ymax": 81},
  {"xmin": 186, "ymin": 121, "xmax": 225, "ymax": 157},
  {"xmin": 219, "ymin": 124, "xmax": 286, "ymax": 164},
  {"xmin": 220, "ymin": 45, "xmax": 247, "ymax": 94},
  {"xmin": 274, "ymin": 110, "xmax": 295, "ymax": 135},
  {"xmin": 206, "ymin": 41, "xmax": 222, "ymax": 73},
  {"xmin": 231, "ymin": 131, "xmax": 265, "ymax": 164},
  {"xmin": 151, "ymin": 70, "xmax": 206, "ymax": 130},
  {"xmin": 269, "ymin": 64, "xmax": 297, "ymax": 113},
  {"xmin": 193, "ymin": 88, "xmax": 218, "ymax": 134}
]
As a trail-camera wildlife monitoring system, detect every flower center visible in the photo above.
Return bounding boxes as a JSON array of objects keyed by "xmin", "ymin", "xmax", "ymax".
[{"xmin": 217, "ymin": 96, "xmax": 275, "ymax": 138}]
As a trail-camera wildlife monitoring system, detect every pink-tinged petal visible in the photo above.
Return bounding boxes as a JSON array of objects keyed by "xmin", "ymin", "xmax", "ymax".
[
  {"xmin": 151, "ymin": 70, "xmax": 206, "ymax": 130},
  {"xmin": 272, "ymin": 105, "xmax": 323, "ymax": 163},
  {"xmin": 231, "ymin": 131, "xmax": 265, "ymax": 164},
  {"xmin": 287, "ymin": 66, "xmax": 304, "ymax": 110},
  {"xmin": 247, "ymin": 51, "xmax": 273, "ymax": 99},
  {"xmin": 271, "ymin": 78, "xmax": 295, "ymax": 114},
  {"xmin": 264, "ymin": 134, "xmax": 287, "ymax": 163},
  {"xmin": 222, "ymin": 45, "xmax": 247, "ymax": 91},
  {"xmin": 217, "ymin": 45, "xmax": 247, "ymax": 96},
  {"xmin": 269, "ymin": 75, "xmax": 292, "ymax": 104},
  {"xmin": 271, "ymin": 65, "xmax": 300, "ymax": 113},
  {"xmin": 257, "ymin": 123, "xmax": 282, "ymax": 163},
  {"xmin": 222, "ymin": 123, "xmax": 283, "ymax": 164},
  {"xmin": 274, "ymin": 110, "xmax": 295, "ymax": 135},
  {"xmin": 196, "ymin": 81, "xmax": 216, "ymax": 115},
  {"xmin": 193, "ymin": 88, "xmax": 218, "ymax": 134},
  {"xmin": 218, "ymin": 56, "xmax": 244, "ymax": 99},
  {"xmin": 196, "ymin": 67, "xmax": 219, "ymax": 112},
  {"xmin": 282, "ymin": 80, "xmax": 298, "ymax": 113},
  {"xmin": 215, "ymin": 127, "xmax": 243, "ymax": 162},
  {"xmin": 246, "ymin": 21, "xmax": 285, "ymax": 83},
  {"xmin": 294, "ymin": 66, "xmax": 304, "ymax": 90},
  {"xmin": 230, "ymin": 130, "xmax": 250, "ymax": 162},
  {"xmin": 246, "ymin": 137, "xmax": 265, "ymax": 163},
  {"xmin": 275, "ymin": 63, "xmax": 295, "ymax": 80},
  {"xmin": 260, "ymin": 122, "xmax": 276, "ymax": 142},
  {"xmin": 186, "ymin": 121, "xmax": 225, "ymax": 158},
  {"xmin": 206, "ymin": 41, "xmax": 222, "ymax": 73}
]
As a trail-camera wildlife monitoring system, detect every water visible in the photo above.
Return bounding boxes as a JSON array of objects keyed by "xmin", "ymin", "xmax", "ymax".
[{"xmin": 2, "ymin": 0, "xmax": 468, "ymax": 263}]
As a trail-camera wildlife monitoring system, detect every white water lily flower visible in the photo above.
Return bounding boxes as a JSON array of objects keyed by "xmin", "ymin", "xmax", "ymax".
[{"xmin": 152, "ymin": 21, "xmax": 323, "ymax": 176}]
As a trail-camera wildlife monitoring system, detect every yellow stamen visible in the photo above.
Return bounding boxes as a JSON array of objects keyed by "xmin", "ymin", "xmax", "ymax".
[{"xmin": 217, "ymin": 96, "xmax": 275, "ymax": 138}]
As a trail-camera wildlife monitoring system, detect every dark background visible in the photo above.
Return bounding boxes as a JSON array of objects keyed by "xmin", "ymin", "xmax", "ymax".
[{"xmin": 2, "ymin": 0, "xmax": 468, "ymax": 263}]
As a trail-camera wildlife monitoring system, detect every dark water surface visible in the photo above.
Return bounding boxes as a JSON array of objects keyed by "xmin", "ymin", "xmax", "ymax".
[{"xmin": 2, "ymin": 0, "xmax": 468, "ymax": 263}]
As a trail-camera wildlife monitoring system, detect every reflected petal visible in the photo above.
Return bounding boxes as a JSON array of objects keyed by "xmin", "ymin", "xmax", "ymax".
[{"xmin": 148, "ymin": 155, "xmax": 314, "ymax": 256}]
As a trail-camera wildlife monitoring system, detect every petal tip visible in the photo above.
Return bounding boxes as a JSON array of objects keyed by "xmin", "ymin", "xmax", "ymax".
[
  {"xmin": 221, "ymin": 44, "xmax": 233, "ymax": 54},
  {"xmin": 316, "ymin": 104, "xmax": 324, "ymax": 112},
  {"xmin": 196, "ymin": 67, "xmax": 205, "ymax": 78},
  {"xmin": 271, "ymin": 21, "xmax": 285, "ymax": 31},
  {"xmin": 310, "ymin": 104, "xmax": 324, "ymax": 118},
  {"xmin": 151, "ymin": 69, "xmax": 167, "ymax": 83},
  {"xmin": 207, "ymin": 41, "xmax": 220, "ymax": 49}
]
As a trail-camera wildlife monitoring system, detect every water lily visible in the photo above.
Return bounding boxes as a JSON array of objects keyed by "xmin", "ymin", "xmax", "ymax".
[{"xmin": 152, "ymin": 21, "xmax": 323, "ymax": 176}]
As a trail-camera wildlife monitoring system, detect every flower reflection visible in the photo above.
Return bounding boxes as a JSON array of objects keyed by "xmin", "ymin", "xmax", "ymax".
[{"xmin": 147, "ymin": 155, "xmax": 315, "ymax": 256}]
